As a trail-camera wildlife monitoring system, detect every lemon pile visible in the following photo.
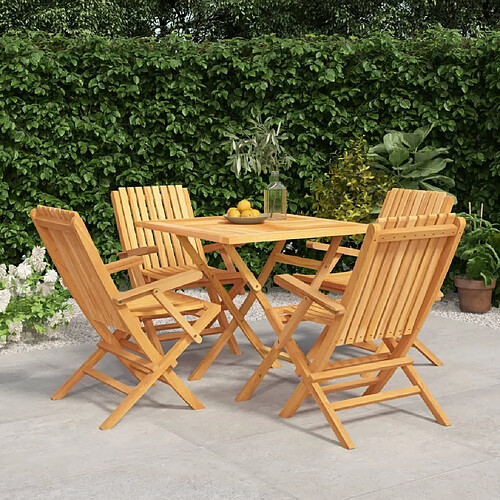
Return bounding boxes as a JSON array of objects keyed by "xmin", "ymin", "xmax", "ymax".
[{"xmin": 227, "ymin": 200, "xmax": 261, "ymax": 218}]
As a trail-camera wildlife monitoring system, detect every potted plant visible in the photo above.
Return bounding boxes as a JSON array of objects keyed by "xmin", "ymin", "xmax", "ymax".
[
  {"xmin": 225, "ymin": 116, "xmax": 294, "ymax": 219},
  {"xmin": 454, "ymin": 211, "xmax": 500, "ymax": 313}
]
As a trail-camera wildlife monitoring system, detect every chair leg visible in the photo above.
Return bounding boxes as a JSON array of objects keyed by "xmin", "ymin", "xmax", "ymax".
[
  {"xmin": 144, "ymin": 319, "xmax": 164, "ymax": 354},
  {"xmin": 308, "ymin": 381, "xmax": 355, "ymax": 450},
  {"xmin": 188, "ymin": 327, "xmax": 232, "ymax": 381},
  {"xmin": 235, "ymin": 339, "xmax": 284, "ymax": 401},
  {"xmin": 99, "ymin": 366, "xmax": 167, "ymax": 430},
  {"xmin": 227, "ymin": 333, "xmax": 241, "ymax": 355},
  {"xmin": 402, "ymin": 365, "xmax": 450, "ymax": 426},
  {"xmin": 161, "ymin": 369, "xmax": 205, "ymax": 410},
  {"xmin": 412, "ymin": 339, "xmax": 443, "ymax": 366},
  {"xmin": 279, "ymin": 381, "xmax": 308, "ymax": 418},
  {"xmin": 306, "ymin": 326, "xmax": 329, "ymax": 361},
  {"xmin": 51, "ymin": 348, "xmax": 106, "ymax": 400},
  {"xmin": 205, "ymin": 283, "xmax": 241, "ymax": 356}
]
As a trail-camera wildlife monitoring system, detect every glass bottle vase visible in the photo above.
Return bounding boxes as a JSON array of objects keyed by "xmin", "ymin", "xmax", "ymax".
[{"xmin": 264, "ymin": 170, "xmax": 287, "ymax": 220}]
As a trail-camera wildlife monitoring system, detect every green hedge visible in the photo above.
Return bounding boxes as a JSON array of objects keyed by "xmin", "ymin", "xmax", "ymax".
[{"xmin": 0, "ymin": 31, "xmax": 499, "ymax": 273}]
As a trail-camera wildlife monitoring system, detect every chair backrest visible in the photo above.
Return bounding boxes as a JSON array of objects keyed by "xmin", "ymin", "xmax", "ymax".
[
  {"xmin": 31, "ymin": 206, "xmax": 127, "ymax": 331},
  {"xmin": 379, "ymin": 188, "xmax": 454, "ymax": 218},
  {"xmin": 111, "ymin": 185, "xmax": 206, "ymax": 270},
  {"xmin": 335, "ymin": 213, "xmax": 464, "ymax": 346}
]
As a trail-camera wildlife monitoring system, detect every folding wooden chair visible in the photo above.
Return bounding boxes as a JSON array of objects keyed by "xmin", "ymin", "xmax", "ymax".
[
  {"xmin": 31, "ymin": 206, "xmax": 221, "ymax": 430},
  {"xmin": 296, "ymin": 188, "xmax": 455, "ymax": 366},
  {"xmin": 237, "ymin": 213, "xmax": 464, "ymax": 449},
  {"xmin": 112, "ymin": 185, "xmax": 244, "ymax": 356}
]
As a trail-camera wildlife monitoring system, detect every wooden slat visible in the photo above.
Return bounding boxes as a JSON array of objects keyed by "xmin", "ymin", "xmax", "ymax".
[
  {"xmin": 97, "ymin": 340, "xmax": 149, "ymax": 365},
  {"xmin": 126, "ymin": 187, "xmax": 153, "ymax": 269},
  {"xmin": 111, "ymin": 190, "xmax": 132, "ymax": 253},
  {"xmin": 321, "ymin": 376, "xmax": 380, "ymax": 394},
  {"xmin": 138, "ymin": 187, "xmax": 161, "ymax": 269},
  {"xmin": 330, "ymin": 386, "xmax": 421, "ymax": 411},
  {"xmin": 310, "ymin": 356, "xmax": 413, "ymax": 381},
  {"xmin": 182, "ymin": 187, "xmax": 206, "ymax": 257},
  {"xmin": 83, "ymin": 368, "xmax": 132, "ymax": 395},
  {"xmin": 162, "ymin": 186, "xmax": 187, "ymax": 265},
  {"xmin": 150, "ymin": 185, "xmax": 176, "ymax": 267},
  {"xmin": 376, "ymin": 224, "xmax": 458, "ymax": 242},
  {"xmin": 275, "ymin": 254, "xmax": 323, "ymax": 270}
]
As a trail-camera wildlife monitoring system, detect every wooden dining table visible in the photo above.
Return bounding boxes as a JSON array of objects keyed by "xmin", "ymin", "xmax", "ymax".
[{"xmin": 136, "ymin": 214, "xmax": 367, "ymax": 380}]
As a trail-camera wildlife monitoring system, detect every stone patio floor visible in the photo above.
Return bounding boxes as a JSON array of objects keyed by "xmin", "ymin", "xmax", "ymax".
[{"xmin": 1, "ymin": 315, "xmax": 499, "ymax": 499}]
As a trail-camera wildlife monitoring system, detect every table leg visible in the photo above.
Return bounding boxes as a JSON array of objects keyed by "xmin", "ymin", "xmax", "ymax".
[
  {"xmin": 236, "ymin": 237, "xmax": 344, "ymax": 401},
  {"xmin": 178, "ymin": 236, "xmax": 286, "ymax": 380}
]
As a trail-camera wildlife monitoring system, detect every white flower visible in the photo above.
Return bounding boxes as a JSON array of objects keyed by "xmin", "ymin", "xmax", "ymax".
[
  {"xmin": 16, "ymin": 261, "xmax": 32, "ymax": 280},
  {"xmin": 36, "ymin": 282, "xmax": 54, "ymax": 297},
  {"xmin": 0, "ymin": 336, "xmax": 6, "ymax": 347},
  {"xmin": 15, "ymin": 284, "xmax": 32, "ymax": 297},
  {"xmin": 0, "ymin": 289, "xmax": 11, "ymax": 313},
  {"xmin": 5, "ymin": 275, "xmax": 16, "ymax": 292},
  {"xmin": 7, "ymin": 321, "xmax": 23, "ymax": 336},
  {"xmin": 8, "ymin": 265, "xmax": 17, "ymax": 277},
  {"xmin": 43, "ymin": 269, "xmax": 58, "ymax": 283},
  {"xmin": 59, "ymin": 277, "xmax": 67, "ymax": 290},
  {"xmin": 31, "ymin": 246, "xmax": 46, "ymax": 260},
  {"xmin": 62, "ymin": 306, "xmax": 77, "ymax": 322},
  {"xmin": 28, "ymin": 246, "xmax": 46, "ymax": 272},
  {"xmin": 0, "ymin": 264, "xmax": 7, "ymax": 281},
  {"xmin": 48, "ymin": 311, "xmax": 64, "ymax": 328}
]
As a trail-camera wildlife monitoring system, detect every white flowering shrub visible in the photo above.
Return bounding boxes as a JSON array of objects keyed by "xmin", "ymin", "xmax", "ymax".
[{"xmin": 0, "ymin": 247, "xmax": 74, "ymax": 344}]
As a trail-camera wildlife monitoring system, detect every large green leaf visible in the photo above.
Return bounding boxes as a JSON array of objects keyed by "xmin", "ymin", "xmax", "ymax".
[
  {"xmin": 414, "ymin": 147, "xmax": 449, "ymax": 164},
  {"xmin": 400, "ymin": 125, "xmax": 433, "ymax": 150},
  {"xmin": 368, "ymin": 143, "xmax": 387, "ymax": 155},
  {"xmin": 383, "ymin": 132, "xmax": 404, "ymax": 154},
  {"xmin": 422, "ymin": 175, "xmax": 455, "ymax": 189},
  {"xmin": 388, "ymin": 147, "xmax": 410, "ymax": 166},
  {"xmin": 402, "ymin": 158, "xmax": 450, "ymax": 178}
]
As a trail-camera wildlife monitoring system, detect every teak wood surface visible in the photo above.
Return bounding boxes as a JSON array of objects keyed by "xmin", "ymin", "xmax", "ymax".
[
  {"xmin": 237, "ymin": 213, "xmax": 465, "ymax": 449},
  {"xmin": 112, "ymin": 185, "xmax": 246, "ymax": 362},
  {"xmin": 297, "ymin": 188, "xmax": 456, "ymax": 367},
  {"xmin": 136, "ymin": 215, "xmax": 368, "ymax": 380},
  {"xmin": 31, "ymin": 205, "xmax": 221, "ymax": 429},
  {"xmin": 136, "ymin": 214, "xmax": 367, "ymax": 245}
]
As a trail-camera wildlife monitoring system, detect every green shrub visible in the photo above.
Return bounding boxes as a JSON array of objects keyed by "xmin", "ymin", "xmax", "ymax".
[
  {"xmin": 312, "ymin": 138, "xmax": 393, "ymax": 223},
  {"xmin": 0, "ymin": 31, "xmax": 499, "ymax": 276}
]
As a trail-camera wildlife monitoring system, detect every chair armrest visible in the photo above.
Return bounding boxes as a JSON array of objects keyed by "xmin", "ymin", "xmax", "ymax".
[
  {"xmin": 274, "ymin": 274, "xmax": 345, "ymax": 315},
  {"xmin": 306, "ymin": 241, "xmax": 360, "ymax": 257},
  {"xmin": 115, "ymin": 270, "xmax": 203, "ymax": 305},
  {"xmin": 117, "ymin": 245, "xmax": 158, "ymax": 259},
  {"xmin": 106, "ymin": 256, "xmax": 144, "ymax": 274}
]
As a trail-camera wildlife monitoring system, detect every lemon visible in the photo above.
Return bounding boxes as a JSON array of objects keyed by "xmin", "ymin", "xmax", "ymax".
[
  {"xmin": 240, "ymin": 209, "xmax": 254, "ymax": 217},
  {"xmin": 251, "ymin": 209, "xmax": 260, "ymax": 217},
  {"xmin": 237, "ymin": 199, "xmax": 252, "ymax": 212},
  {"xmin": 227, "ymin": 207, "xmax": 240, "ymax": 217}
]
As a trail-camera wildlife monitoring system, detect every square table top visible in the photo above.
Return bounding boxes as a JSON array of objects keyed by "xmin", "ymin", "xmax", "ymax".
[{"xmin": 136, "ymin": 214, "xmax": 367, "ymax": 245}]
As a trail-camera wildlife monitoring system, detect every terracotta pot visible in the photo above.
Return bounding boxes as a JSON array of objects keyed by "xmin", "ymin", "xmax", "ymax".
[{"xmin": 454, "ymin": 276, "xmax": 497, "ymax": 313}]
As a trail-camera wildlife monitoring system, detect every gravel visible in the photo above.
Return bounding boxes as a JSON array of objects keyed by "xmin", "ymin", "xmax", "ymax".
[{"xmin": 1, "ymin": 288, "xmax": 498, "ymax": 356}]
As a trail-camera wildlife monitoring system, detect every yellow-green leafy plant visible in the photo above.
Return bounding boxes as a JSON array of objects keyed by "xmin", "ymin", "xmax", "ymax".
[{"xmin": 312, "ymin": 138, "xmax": 394, "ymax": 223}]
